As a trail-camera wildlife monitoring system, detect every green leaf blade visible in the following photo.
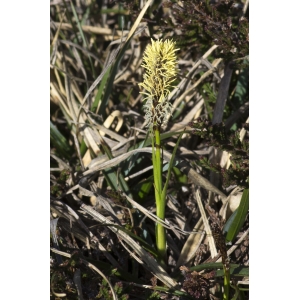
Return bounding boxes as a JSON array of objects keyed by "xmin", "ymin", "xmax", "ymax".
[{"xmin": 225, "ymin": 189, "xmax": 249, "ymax": 242}]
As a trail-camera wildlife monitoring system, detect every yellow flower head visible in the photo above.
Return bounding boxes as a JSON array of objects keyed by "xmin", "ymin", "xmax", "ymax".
[{"xmin": 139, "ymin": 39, "xmax": 178, "ymax": 130}]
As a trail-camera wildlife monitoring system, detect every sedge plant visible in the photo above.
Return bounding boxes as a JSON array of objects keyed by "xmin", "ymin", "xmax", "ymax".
[{"xmin": 139, "ymin": 39, "xmax": 179, "ymax": 264}]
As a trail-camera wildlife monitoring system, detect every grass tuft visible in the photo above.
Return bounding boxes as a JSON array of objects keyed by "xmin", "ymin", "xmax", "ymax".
[{"xmin": 50, "ymin": 1, "xmax": 249, "ymax": 299}]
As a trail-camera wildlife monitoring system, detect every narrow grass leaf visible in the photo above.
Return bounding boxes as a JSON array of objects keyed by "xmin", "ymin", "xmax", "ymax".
[
  {"xmin": 104, "ymin": 224, "xmax": 158, "ymax": 257},
  {"xmin": 70, "ymin": 0, "xmax": 95, "ymax": 77},
  {"xmin": 215, "ymin": 266, "xmax": 249, "ymax": 277},
  {"xmin": 134, "ymin": 177, "xmax": 153, "ymax": 201},
  {"xmin": 162, "ymin": 132, "xmax": 183, "ymax": 198},
  {"xmin": 224, "ymin": 189, "xmax": 249, "ymax": 242},
  {"xmin": 50, "ymin": 121, "xmax": 72, "ymax": 159},
  {"xmin": 190, "ymin": 263, "xmax": 248, "ymax": 277},
  {"xmin": 172, "ymin": 166, "xmax": 188, "ymax": 184},
  {"xmin": 80, "ymin": 204, "xmax": 177, "ymax": 288},
  {"xmin": 98, "ymin": 1, "xmax": 151, "ymax": 115},
  {"xmin": 91, "ymin": 66, "xmax": 111, "ymax": 113},
  {"xmin": 100, "ymin": 138, "xmax": 132, "ymax": 197}
]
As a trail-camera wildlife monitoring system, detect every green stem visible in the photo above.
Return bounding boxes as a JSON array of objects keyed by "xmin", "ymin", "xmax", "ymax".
[
  {"xmin": 152, "ymin": 127, "xmax": 166, "ymax": 265},
  {"xmin": 223, "ymin": 266, "xmax": 230, "ymax": 300}
]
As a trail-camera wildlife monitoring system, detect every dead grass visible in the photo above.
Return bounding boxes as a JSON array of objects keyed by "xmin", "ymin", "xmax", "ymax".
[{"xmin": 50, "ymin": 1, "xmax": 249, "ymax": 299}]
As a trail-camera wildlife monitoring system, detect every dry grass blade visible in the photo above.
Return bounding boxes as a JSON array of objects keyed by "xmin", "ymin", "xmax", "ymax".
[
  {"xmin": 80, "ymin": 204, "xmax": 178, "ymax": 288},
  {"xmin": 50, "ymin": 82, "xmax": 70, "ymax": 115},
  {"xmin": 50, "ymin": 153, "xmax": 71, "ymax": 170},
  {"xmin": 50, "ymin": 218, "xmax": 63, "ymax": 265},
  {"xmin": 50, "ymin": 248, "xmax": 118, "ymax": 300},
  {"xmin": 84, "ymin": 147, "xmax": 157, "ymax": 175},
  {"xmin": 79, "ymin": 46, "xmax": 120, "ymax": 110},
  {"xmin": 100, "ymin": 110, "xmax": 124, "ymax": 136},
  {"xmin": 176, "ymin": 216, "xmax": 205, "ymax": 268},
  {"xmin": 168, "ymin": 44, "xmax": 219, "ymax": 105},
  {"xmin": 220, "ymin": 186, "xmax": 243, "ymax": 220},
  {"xmin": 177, "ymin": 162, "xmax": 227, "ymax": 202},
  {"xmin": 124, "ymin": 0, "xmax": 154, "ymax": 44},
  {"xmin": 78, "ymin": 8, "xmax": 149, "ymax": 110},
  {"xmin": 166, "ymin": 197, "xmax": 187, "ymax": 231},
  {"xmin": 243, "ymin": 0, "xmax": 249, "ymax": 15},
  {"xmin": 118, "ymin": 239, "xmax": 144, "ymax": 265},
  {"xmin": 84, "ymin": 146, "xmax": 227, "ymax": 200},
  {"xmin": 73, "ymin": 269, "xmax": 84, "ymax": 300},
  {"xmin": 240, "ymin": 117, "xmax": 249, "ymax": 141},
  {"xmin": 51, "ymin": 1, "xmax": 249, "ymax": 297},
  {"xmin": 50, "ymin": 13, "xmax": 65, "ymax": 65},
  {"xmin": 57, "ymin": 39, "xmax": 103, "ymax": 64},
  {"xmin": 71, "ymin": 47, "xmax": 88, "ymax": 85},
  {"xmin": 72, "ymin": 132, "xmax": 85, "ymax": 170},
  {"xmin": 169, "ymin": 96, "xmax": 204, "ymax": 132},
  {"xmin": 218, "ymin": 228, "xmax": 249, "ymax": 260},
  {"xmin": 51, "ymin": 200, "xmax": 121, "ymax": 268},
  {"xmin": 212, "ymin": 62, "xmax": 234, "ymax": 124},
  {"xmin": 85, "ymin": 113, "xmax": 129, "ymax": 144},
  {"xmin": 122, "ymin": 193, "xmax": 198, "ymax": 236},
  {"xmin": 196, "ymin": 189, "xmax": 218, "ymax": 258},
  {"xmin": 171, "ymin": 58, "xmax": 222, "ymax": 115},
  {"xmin": 53, "ymin": 22, "xmax": 123, "ymax": 39}
]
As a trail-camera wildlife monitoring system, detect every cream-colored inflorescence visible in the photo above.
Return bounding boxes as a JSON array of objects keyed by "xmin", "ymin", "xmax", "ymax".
[{"xmin": 139, "ymin": 39, "xmax": 178, "ymax": 130}]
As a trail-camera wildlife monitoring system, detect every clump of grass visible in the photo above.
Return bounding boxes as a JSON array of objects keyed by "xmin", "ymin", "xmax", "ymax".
[{"xmin": 50, "ymin": 0, "xmax": 249, "ymax": 299}]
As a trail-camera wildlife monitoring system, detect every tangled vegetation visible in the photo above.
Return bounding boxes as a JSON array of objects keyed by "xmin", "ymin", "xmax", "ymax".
[{"xmin": 50, "ymin": 0, "xmax": 249, "ymax": 299}]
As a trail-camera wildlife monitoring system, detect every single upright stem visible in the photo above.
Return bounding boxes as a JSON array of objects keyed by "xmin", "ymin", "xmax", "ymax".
[
  {"xmin": 152, "ymin": 127, "xmax": 167, "ymax": 264},
  {"xmin": 139, "ymin": 39, "xmax": 178, "ymax": 267},
  {"xmin": 223, "ymin": 267, "xmax": 230, "ymax": 300}
]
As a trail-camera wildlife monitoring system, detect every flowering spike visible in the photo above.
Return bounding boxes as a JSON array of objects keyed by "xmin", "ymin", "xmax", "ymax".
[{"xmin": 139, "ymin": 39, "xmax": 179, "ymax": 130}]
